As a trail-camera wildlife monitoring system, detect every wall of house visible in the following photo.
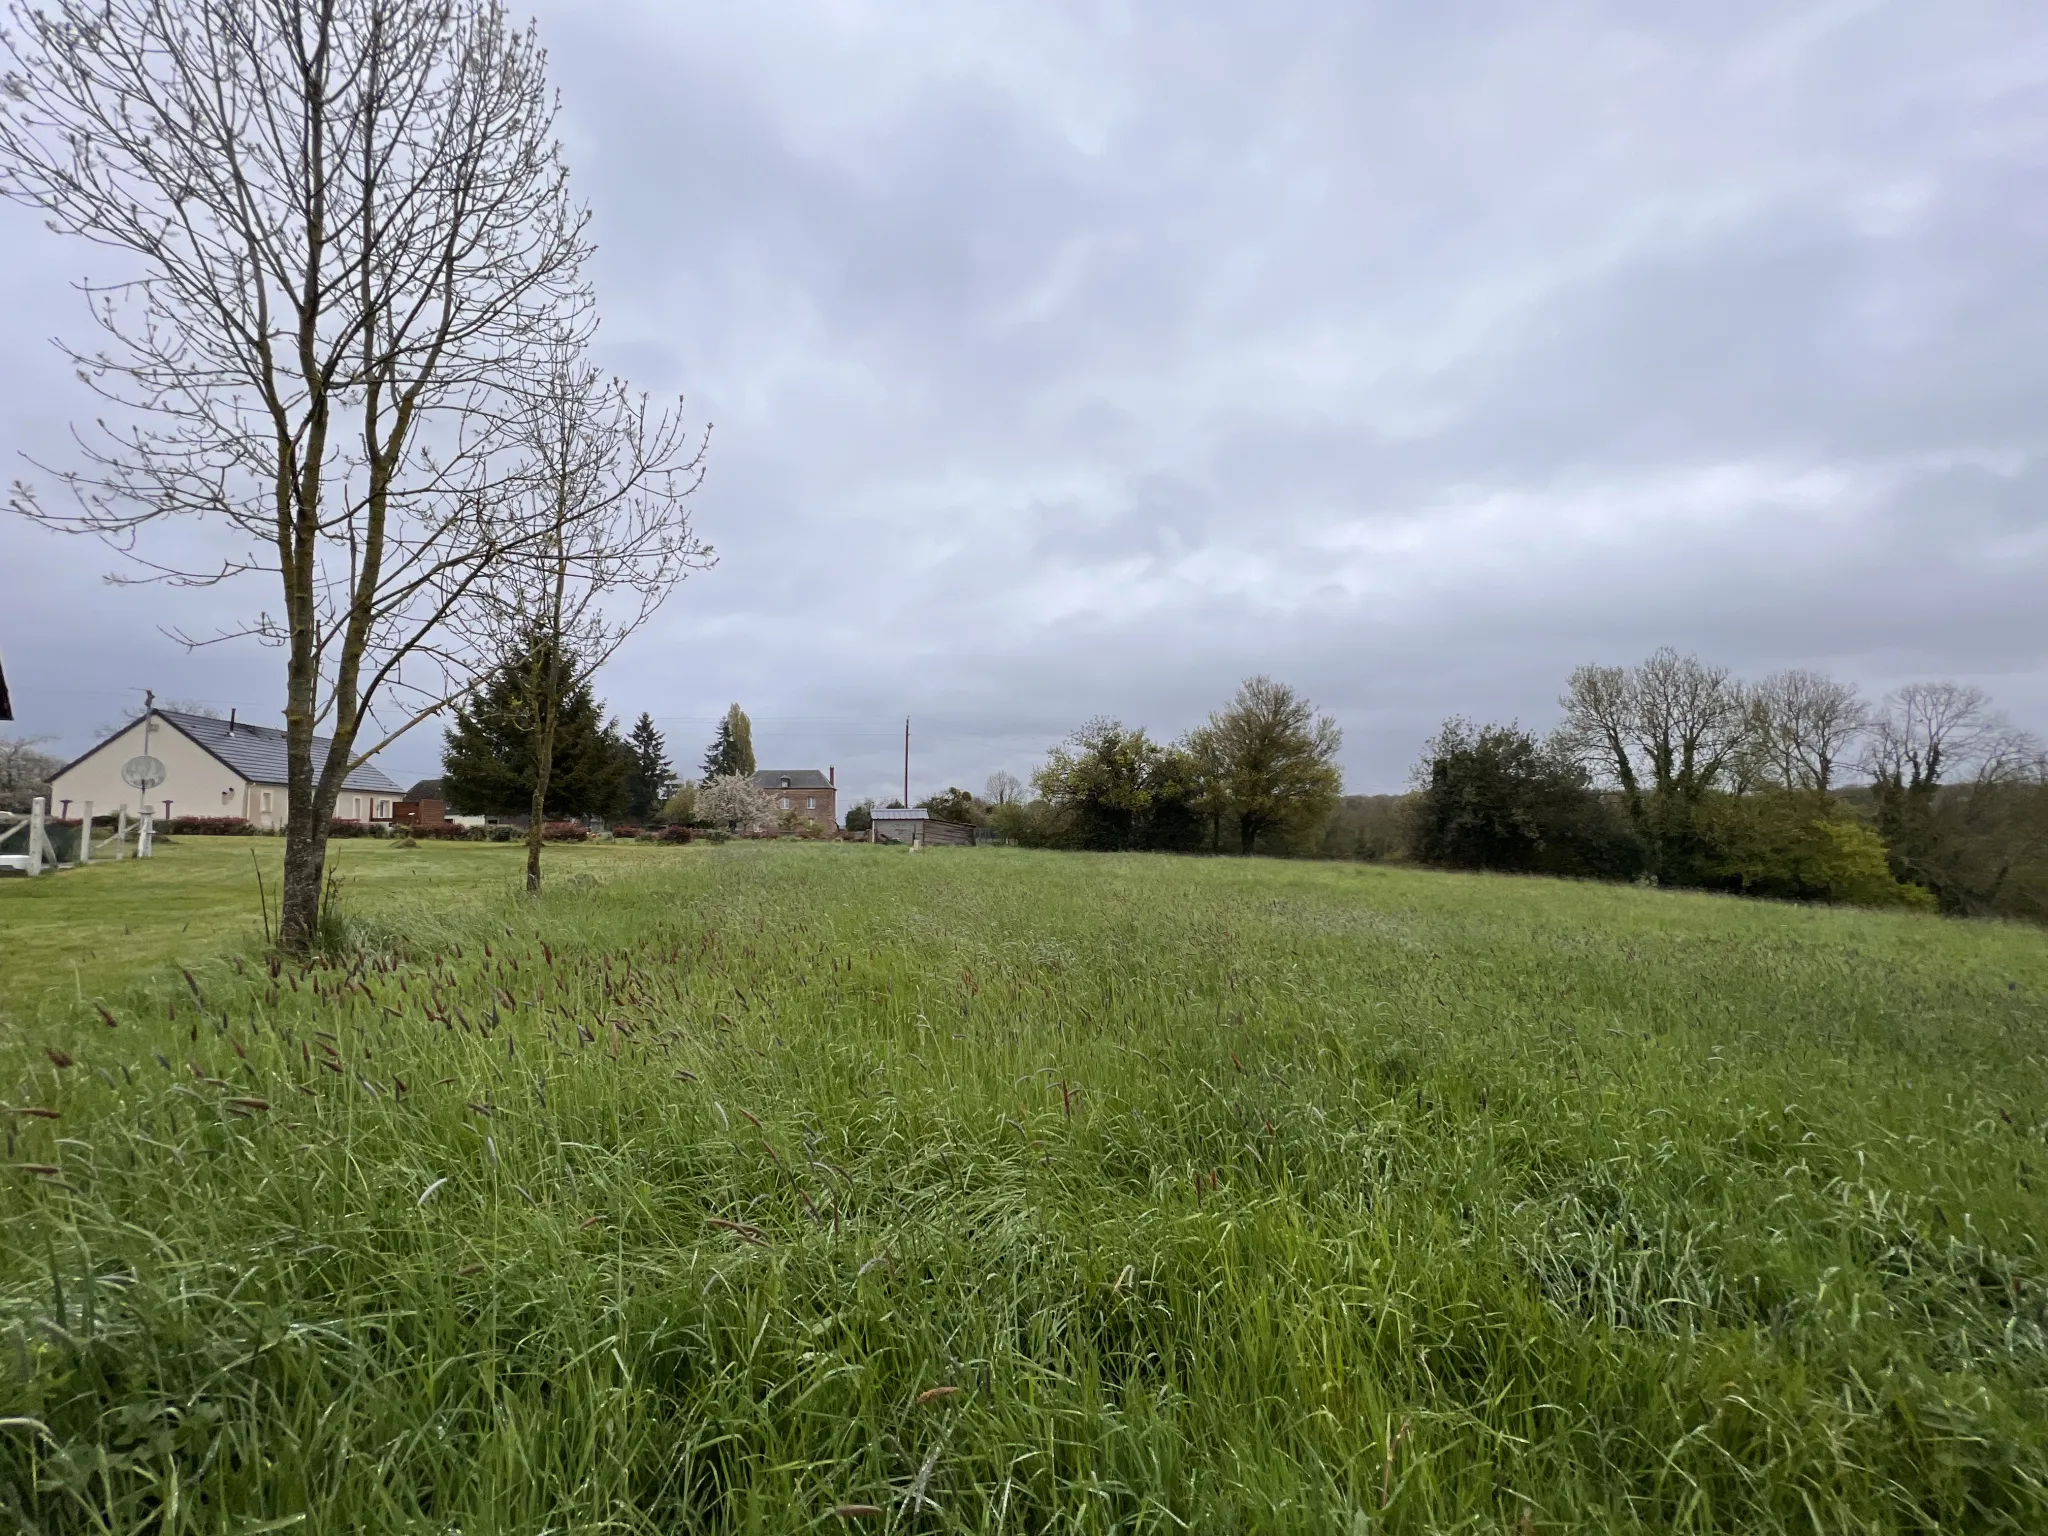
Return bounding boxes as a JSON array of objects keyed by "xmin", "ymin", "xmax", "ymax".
[
  {"xmin": 50, "ymin": 717, "xmax": 246, "ymax": 822},
  {"xmin": 241, "ymin": 783, "xmax": 393, "ymax": 829},
  {"xmin": 766, "ymin": 783, "xmax": 836, "ymax": 828}
]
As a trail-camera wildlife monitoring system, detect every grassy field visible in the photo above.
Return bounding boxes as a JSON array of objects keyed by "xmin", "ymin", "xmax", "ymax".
[{"xmin": 2, "ymin": 836, "xmax": 2046, "ymax": 1532}]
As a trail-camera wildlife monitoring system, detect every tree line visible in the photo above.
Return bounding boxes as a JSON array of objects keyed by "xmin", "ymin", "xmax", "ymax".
[
  {"xmin": 1406, "ymin": 649, "xmax": 2047, "ymax": 919},
  {"xmin": 844, "ymin": 677, "xmax": 1345, "ymax": 856},
  {"xmin": 441, "ymin": 684, "xmax": 810, "ymax": 839}
]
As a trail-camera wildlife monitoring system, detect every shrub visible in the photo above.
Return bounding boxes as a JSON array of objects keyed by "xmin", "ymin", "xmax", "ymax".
[
  {"xmin": 1702, "ymin": 791, "xmax": 1933, "ymax": 908},
  {"xmin": 487, "ymin": 824, "xmax": 518, "ymax": 843},
  {"xmin": 700, "ymin": 828, "xmax": 731, "ymax": 844},
  {"xmin": 1407, "ymin": 719, "xmax": 1643, "ymax": 879},
  {"xmin": 658, "ymin": 825, "xmax": 693, "ymax": 844},
  {"xmin": 162, "ymin": 816, "xmax": 257, "ymax": 836},
  {"xmin": 406, "ymin": 822, "xmax": 473, "ymax": 841},
  {"xmin": 326, "ymin": 819, "xmax": 386, "ymax": 838},
  {"xmin": 611, "ymin": 825, "xmax": 643, "ymax": 840},
  {"xmin": 542, "ymin": 821, "xmax": 587, "ymax": 842},
  {"xmin": 658, "ymin": 782, "xmax": 699, "ymax": 827}
]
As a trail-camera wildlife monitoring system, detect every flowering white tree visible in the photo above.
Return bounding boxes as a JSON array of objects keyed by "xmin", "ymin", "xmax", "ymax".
[{"xmin": 697, "ymin": 773, "xmax": 775, "ymax": 835}]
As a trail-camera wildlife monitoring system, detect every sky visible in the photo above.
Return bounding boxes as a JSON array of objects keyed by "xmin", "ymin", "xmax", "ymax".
[{"xmin": 3, "ymin": 0, "xmax": 2046, "ymax": 806}]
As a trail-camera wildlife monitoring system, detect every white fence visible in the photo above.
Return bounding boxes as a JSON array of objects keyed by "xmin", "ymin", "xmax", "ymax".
[{"xmin": 0, "ymin": 797, "xmax": 153, "ymax": 876}]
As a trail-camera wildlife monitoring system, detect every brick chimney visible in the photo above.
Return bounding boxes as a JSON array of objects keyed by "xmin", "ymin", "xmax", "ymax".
[{"xmin": 828, "ymin": 765, "xmax": 835, "ymax": 786}]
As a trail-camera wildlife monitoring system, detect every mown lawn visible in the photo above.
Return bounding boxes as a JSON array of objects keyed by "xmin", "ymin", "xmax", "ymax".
[{"xmin": 2, "ymin": 837, "xmax": 2046, "ymax": 1532}]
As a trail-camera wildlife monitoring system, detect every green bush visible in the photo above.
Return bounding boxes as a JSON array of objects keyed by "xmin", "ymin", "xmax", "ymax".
[{"xmin": 1703, "ymin": 790, "xmax": 1932, "ymax": 908}]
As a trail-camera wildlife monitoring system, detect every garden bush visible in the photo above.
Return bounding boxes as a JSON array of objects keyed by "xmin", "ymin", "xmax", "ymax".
[
  {"xmin": 542, "ymin": 821, "xmax": 587, "ymax": 842},
  {"xmin": 161, "ymin": 816, "xmax": 257, "ymax": 836}
]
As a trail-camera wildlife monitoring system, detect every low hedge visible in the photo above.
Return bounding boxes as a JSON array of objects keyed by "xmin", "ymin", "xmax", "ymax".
[
  {"xmin": 163, "ymin": 816, "xmax": 258, "ymax": 836},
  {"xmin": 542, "ymin": 821, "xmax": 587, "ymax": 842}
]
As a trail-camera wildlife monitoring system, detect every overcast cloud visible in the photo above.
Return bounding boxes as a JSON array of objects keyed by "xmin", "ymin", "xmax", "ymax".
[{"xmin": 3, "ymin": 0, "xmax": 2045, "ymax": 804}]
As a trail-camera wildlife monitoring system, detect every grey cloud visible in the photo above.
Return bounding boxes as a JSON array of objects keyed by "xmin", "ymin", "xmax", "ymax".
[{"xmin": 3, "ymin": 1, "xmax": 2045, "ymax": 804}]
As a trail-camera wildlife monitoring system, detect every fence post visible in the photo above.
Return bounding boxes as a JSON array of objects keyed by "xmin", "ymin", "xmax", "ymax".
[
  {"xmin": 117, "ymin": 804, "xmax": 129, "ymax": 859},
  {"xmin": 27, "ymin": 797, "xmax": 46, "ymax": 876},
  {"xmin": 138, "ymin": 808, "xmax": 155, "ymax": 859},
  {"xmin": 79, "ymin": 800, "xmax": 93, "ymax": 864}
]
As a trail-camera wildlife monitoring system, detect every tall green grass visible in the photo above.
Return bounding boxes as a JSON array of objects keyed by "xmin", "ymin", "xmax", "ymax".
[{"xmin": 2, "ymin": 840, "xmax": 2045, "ymax": 1531}]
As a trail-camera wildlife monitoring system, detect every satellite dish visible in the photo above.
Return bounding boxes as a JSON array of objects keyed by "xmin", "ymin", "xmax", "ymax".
[{"xmin": 122, "ymin": 754, "xmax": 167, "ymax": 791}]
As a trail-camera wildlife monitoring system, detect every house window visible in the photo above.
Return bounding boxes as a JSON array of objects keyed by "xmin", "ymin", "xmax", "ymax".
[
  {"xmin": 351, "ymin": 796, "xmax": 362, "ymax": 819},
  {"xmin": 779, "ymin": 796, "xmax": 790, "ymax": 809},
  {"xmin": 807, "ymin": 797, "xmax": 816, "ymax": 810},
  {"xmin": 374, "ymin": 799, "xmax": 391, "ymax": 818},
  {"xmin": 260, "ymin": 790, "xmax": 273, "ymax": 814}
]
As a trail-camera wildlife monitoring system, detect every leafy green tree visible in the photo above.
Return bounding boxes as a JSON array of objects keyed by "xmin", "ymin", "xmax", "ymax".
[
  {"xmin": 624, "ymin": 713, "xmax": 674, "ymax": 822},
  {"xmin": 1700, "ymin": 789, "xmax": 1931, "ymax": 908},
  {"xmin": 844, "ymin": 799, "xmax": 875, "ymax": 834},
  {"xmin": 658, "ymin": 781, "xmax": 699, "ymax": 827},
  {"xmin": 702, "ymin": 703, "xmax": 756, "ymax": 780},
  {"xmin": 1407, "ymin": 719, "xmax": 1639, "ymax": 877},
  {"xmin": 443, "ymin": 641, "xmax": 632, "ymax": 822},
  {"xmin": 918, "ymin": 787, "xmax": 987, "ymax": 826},
  {"xmin": 1203, "ymin": 676, "xmax": 1343, "ymax": 855},
  {"xmin": 1318, "ymin": 795, "xmax": 1412, "ymax": 862},
  {"xmin": 1033, "ymin": 718, "xmax": 1165, "ymax": 850}
]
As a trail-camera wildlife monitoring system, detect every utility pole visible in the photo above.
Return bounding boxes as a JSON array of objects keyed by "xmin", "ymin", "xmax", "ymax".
[{"xmin": 903, "ymin": 717, "xmax": 910, "ymax": 808}]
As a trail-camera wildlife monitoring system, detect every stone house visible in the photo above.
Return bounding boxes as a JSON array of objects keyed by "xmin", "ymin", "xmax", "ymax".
[{"xmin": 751, "ymin": 768, "xmax": 836, "ymax": 829}]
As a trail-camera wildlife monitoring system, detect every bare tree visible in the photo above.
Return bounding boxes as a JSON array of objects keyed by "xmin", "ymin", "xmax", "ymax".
[
  {"xmin": 1861, "ymin": 681, "xmax": 2045, "ymax": 910},
  {"xmin": 984, "ymin": 769, "xmax": 1025, "ymax": 807},
  {"xmin": 1862, "ymin": 682, "xmax": 2006, "ymax": 792},
  {"xmin": 0, "ymin": 0, "xmax": 592, "ymax": 950},
  {"xmin": 1555, "ymin": 648, "xmax": 1751, "ymax": 878},
  {"xmin": 0, "ymin": 733, "xmax": 60, "ymax": 813},
  {"xmin": 1747, "ymin": 668, "xmax": 1867, "ymax": 792},
  {"xmin": 1556, "ymin": 663, "xmax": 1643, "ymax": 817},
  {"xmin": 464, "ymin": 340, "xmax": 711, "ymax": 893}
]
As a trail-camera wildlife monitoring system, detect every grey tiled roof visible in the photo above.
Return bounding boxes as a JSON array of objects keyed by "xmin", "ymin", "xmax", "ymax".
[
  {"xmin": 751, "ymin": 769, "xmax": 833, "ymax": 791},
  {"xmin": 404, "ymin": 778, "xmax": 444, "ymax": 801},
  {"xmin": 160, "ymin": 710, "xmax": 402, "ymax": 793}
]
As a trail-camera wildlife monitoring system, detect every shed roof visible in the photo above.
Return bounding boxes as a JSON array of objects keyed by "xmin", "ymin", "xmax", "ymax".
[
  {"xmin": 54, "ymin": 709, "xmax": 401, "ymax": 794},
  {"xmin": 871, "ymin": 807, "xmax": 928, "ymax": 820},
  {"xmin": 751, "ymin": 769, "xmax": 833, "ymax": 790}
]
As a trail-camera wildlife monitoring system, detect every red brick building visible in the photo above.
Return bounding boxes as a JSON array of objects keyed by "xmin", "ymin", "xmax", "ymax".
[{"xmin": 753, "ymin": 768, "xmax": 836, "ymax": 829}]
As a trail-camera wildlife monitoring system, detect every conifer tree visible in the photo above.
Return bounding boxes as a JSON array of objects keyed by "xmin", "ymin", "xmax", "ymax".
[
  {"xmin": 702, "ymin": 704, "xmax": 756, "ymax": 780},
  {"xmin": 443, "ymin": 638, "xmax": 632, "ymax": 822},
  {"xmin": 625, "ymin": 713, "xmax": 674, "ymax": 822}
]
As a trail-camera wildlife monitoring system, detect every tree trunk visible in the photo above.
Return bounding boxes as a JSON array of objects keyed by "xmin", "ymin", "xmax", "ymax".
[
  {"xmin": 525, "ymin": 653, "xmax": 562, "ymax": 895},
  {"xmin": 279, "ymin": 815, "xmax": 327, "ymax": 953}
]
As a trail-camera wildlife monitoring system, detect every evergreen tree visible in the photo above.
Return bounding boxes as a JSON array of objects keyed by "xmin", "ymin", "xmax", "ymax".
[
  {"xmin": 702, "ymin": 703, "xmax": 756, "ymax": 780},
  {"xmin": 1407, "ymin": 718, "xmax": 1639, "ymax": 878},
  {"xmin": 444, "ymin": 641, "xmax": 633, "ymax": 821},
  {"xmin": 624, "ymin": 712, "xmax": 674, "ymax": 822}
]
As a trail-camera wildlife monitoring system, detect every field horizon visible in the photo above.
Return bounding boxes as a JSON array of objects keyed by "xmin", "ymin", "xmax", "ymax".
[{"xmin": 3, "ymin": 837, "xmax": 2045, "ymax": 1531}]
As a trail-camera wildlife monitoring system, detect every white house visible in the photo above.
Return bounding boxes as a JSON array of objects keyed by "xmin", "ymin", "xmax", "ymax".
[{"xmin": 48, "ymin": 708, "xmax": 401, "ymax": 829}]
